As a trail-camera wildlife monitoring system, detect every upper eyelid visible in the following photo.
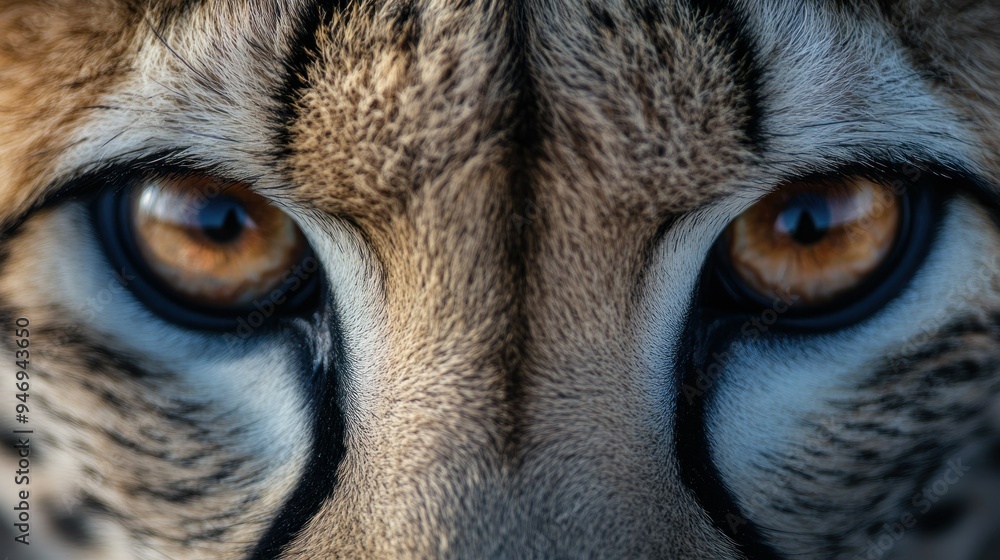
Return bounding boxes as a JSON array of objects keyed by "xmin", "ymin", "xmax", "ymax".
[
  {"xmin": 706, "ymin": 158, "xmax": 983, "ymax": 233},
  {"xmin": 748, "ymin": 158, "xmax": 987, "ymax": 198},
  {"xmin": 31, "ymin": 153, "xmax": 303, "ymax": 221}
]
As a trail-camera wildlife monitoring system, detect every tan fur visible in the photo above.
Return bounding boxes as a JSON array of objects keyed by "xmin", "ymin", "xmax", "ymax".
[
  {"xmin": 286, "ymin": 1, "xmax": 753, "ymax": 556},
  {"xmin": 0, "ymin": 0, "xmax": 140, "ymax": 223},
  {"xmin": 2, "ymin": 1, "xmax": 1000, "ymax": 559}
]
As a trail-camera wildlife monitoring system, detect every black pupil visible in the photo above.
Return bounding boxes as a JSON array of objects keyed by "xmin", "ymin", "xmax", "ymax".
[
  {"xmin": 779, "ymin": 193, "xmax": 831, "ymax": 245},
  {"xmin": 199, "ymin": 197, "xmax": 248, "ymax": 244}
]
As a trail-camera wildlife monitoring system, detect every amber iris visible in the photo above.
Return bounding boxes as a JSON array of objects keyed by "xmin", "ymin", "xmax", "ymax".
[
  {"xmin": 724, "ymin": 178, "xmax": 902, "ymax": 306},
  {"xmin": 128, "ymin": 176, "xmax": 307, "ymax": 307}
]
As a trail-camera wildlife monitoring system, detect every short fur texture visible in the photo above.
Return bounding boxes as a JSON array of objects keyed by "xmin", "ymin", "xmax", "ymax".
[{"xmin": 1, "ymin": 0, "xmax": 999, "ymax": 559}]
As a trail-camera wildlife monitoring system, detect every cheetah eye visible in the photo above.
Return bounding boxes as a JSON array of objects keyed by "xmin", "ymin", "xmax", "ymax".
[
  {"xmin": 704, "ymin": 175, "xmax": 938, "ymax": 330},
  {"xmin": 92, "ymin": 174, "xmax": 320, "ymax": 330},
  {"xmin": 727, "ymin": 179, "xmax": 901, "ymax": 305}
]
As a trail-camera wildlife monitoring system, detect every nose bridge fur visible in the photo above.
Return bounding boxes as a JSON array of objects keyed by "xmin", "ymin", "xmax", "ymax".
[{"xmin": 285, "ymin": 0, "xmax": 753, "ymax": 556}]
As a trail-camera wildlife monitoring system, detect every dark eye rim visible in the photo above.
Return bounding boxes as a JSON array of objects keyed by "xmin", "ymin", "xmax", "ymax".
[
  {"xmin": 701, "ymin": 174, "xmax": 943, "ymax": 332},
  {"xmin": 90, "ymin": 178, "xmax": 322, "ymax": 332}
]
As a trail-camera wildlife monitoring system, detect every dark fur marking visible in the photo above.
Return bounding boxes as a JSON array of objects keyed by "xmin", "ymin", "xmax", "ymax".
[
  {"xmin": 919, "ymin": 497, "xmax": 968, "ymax": 535},
  {"xmin": 273, "ymin": 0, "xmax": 356, "ymax": 162},
  {"xmin": 587, "ymin": 2, "xmax": 617, "ymax": 32},
  {"xmin": 495, "ymin": 0, "xmax": 541, "ymax": 458},
  {"xmin": 683, "ymin": 0, "xmax": 765, "ymax": 149},
  {"xmin": 674, "ymin": 314, "xmax": 783, "ymax": 559},
  {"xmin": 0, "ymin": 429, "xmax": 24, "ymax": 458},
  {"xmin": 388, "ymin": 0, "xmax": 422, "ymax": 49},
  {"xmin": 51, "ymin": 506, "xmax": 95, "ymax": 547},
  {"xmin": 248, "ymin": 308, "xmax": 347, "ymax": 559}
]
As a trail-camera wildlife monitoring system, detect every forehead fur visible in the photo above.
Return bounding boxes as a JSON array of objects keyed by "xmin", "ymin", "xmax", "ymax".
[
  {"xmin": 0, "ymin": 0, "xmax": 317, "ymax": 228},
  {"xmin": 282, "ymin": 1, "xmax": 754, "ymax": 557},
  {"xmin": 289, "ymin": 0, "xmax": 757, "ymax": 225}
]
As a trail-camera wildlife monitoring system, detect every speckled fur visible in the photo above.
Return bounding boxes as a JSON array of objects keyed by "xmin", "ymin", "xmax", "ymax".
[{"xmin": 1, "ymin": 1, "xmax": 999, "ymax": 559}]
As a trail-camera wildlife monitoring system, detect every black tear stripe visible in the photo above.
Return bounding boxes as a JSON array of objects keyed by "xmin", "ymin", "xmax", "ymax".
[
  {"xmin": 247, "ymin": 309, "xmax": 347, "ymax": 560},
  {"xmin": 674, "ymin": 314, "xmax": 783, "ymax": 560}
]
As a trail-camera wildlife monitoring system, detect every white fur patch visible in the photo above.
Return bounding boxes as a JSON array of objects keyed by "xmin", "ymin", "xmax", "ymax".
[
  {"xmin": 735, "ymin": 0, "xmax": 980, "ymax": 177},
  {"xmin": 707, "ymin": 197, "xmax": 1000, "ymax": 550}
]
